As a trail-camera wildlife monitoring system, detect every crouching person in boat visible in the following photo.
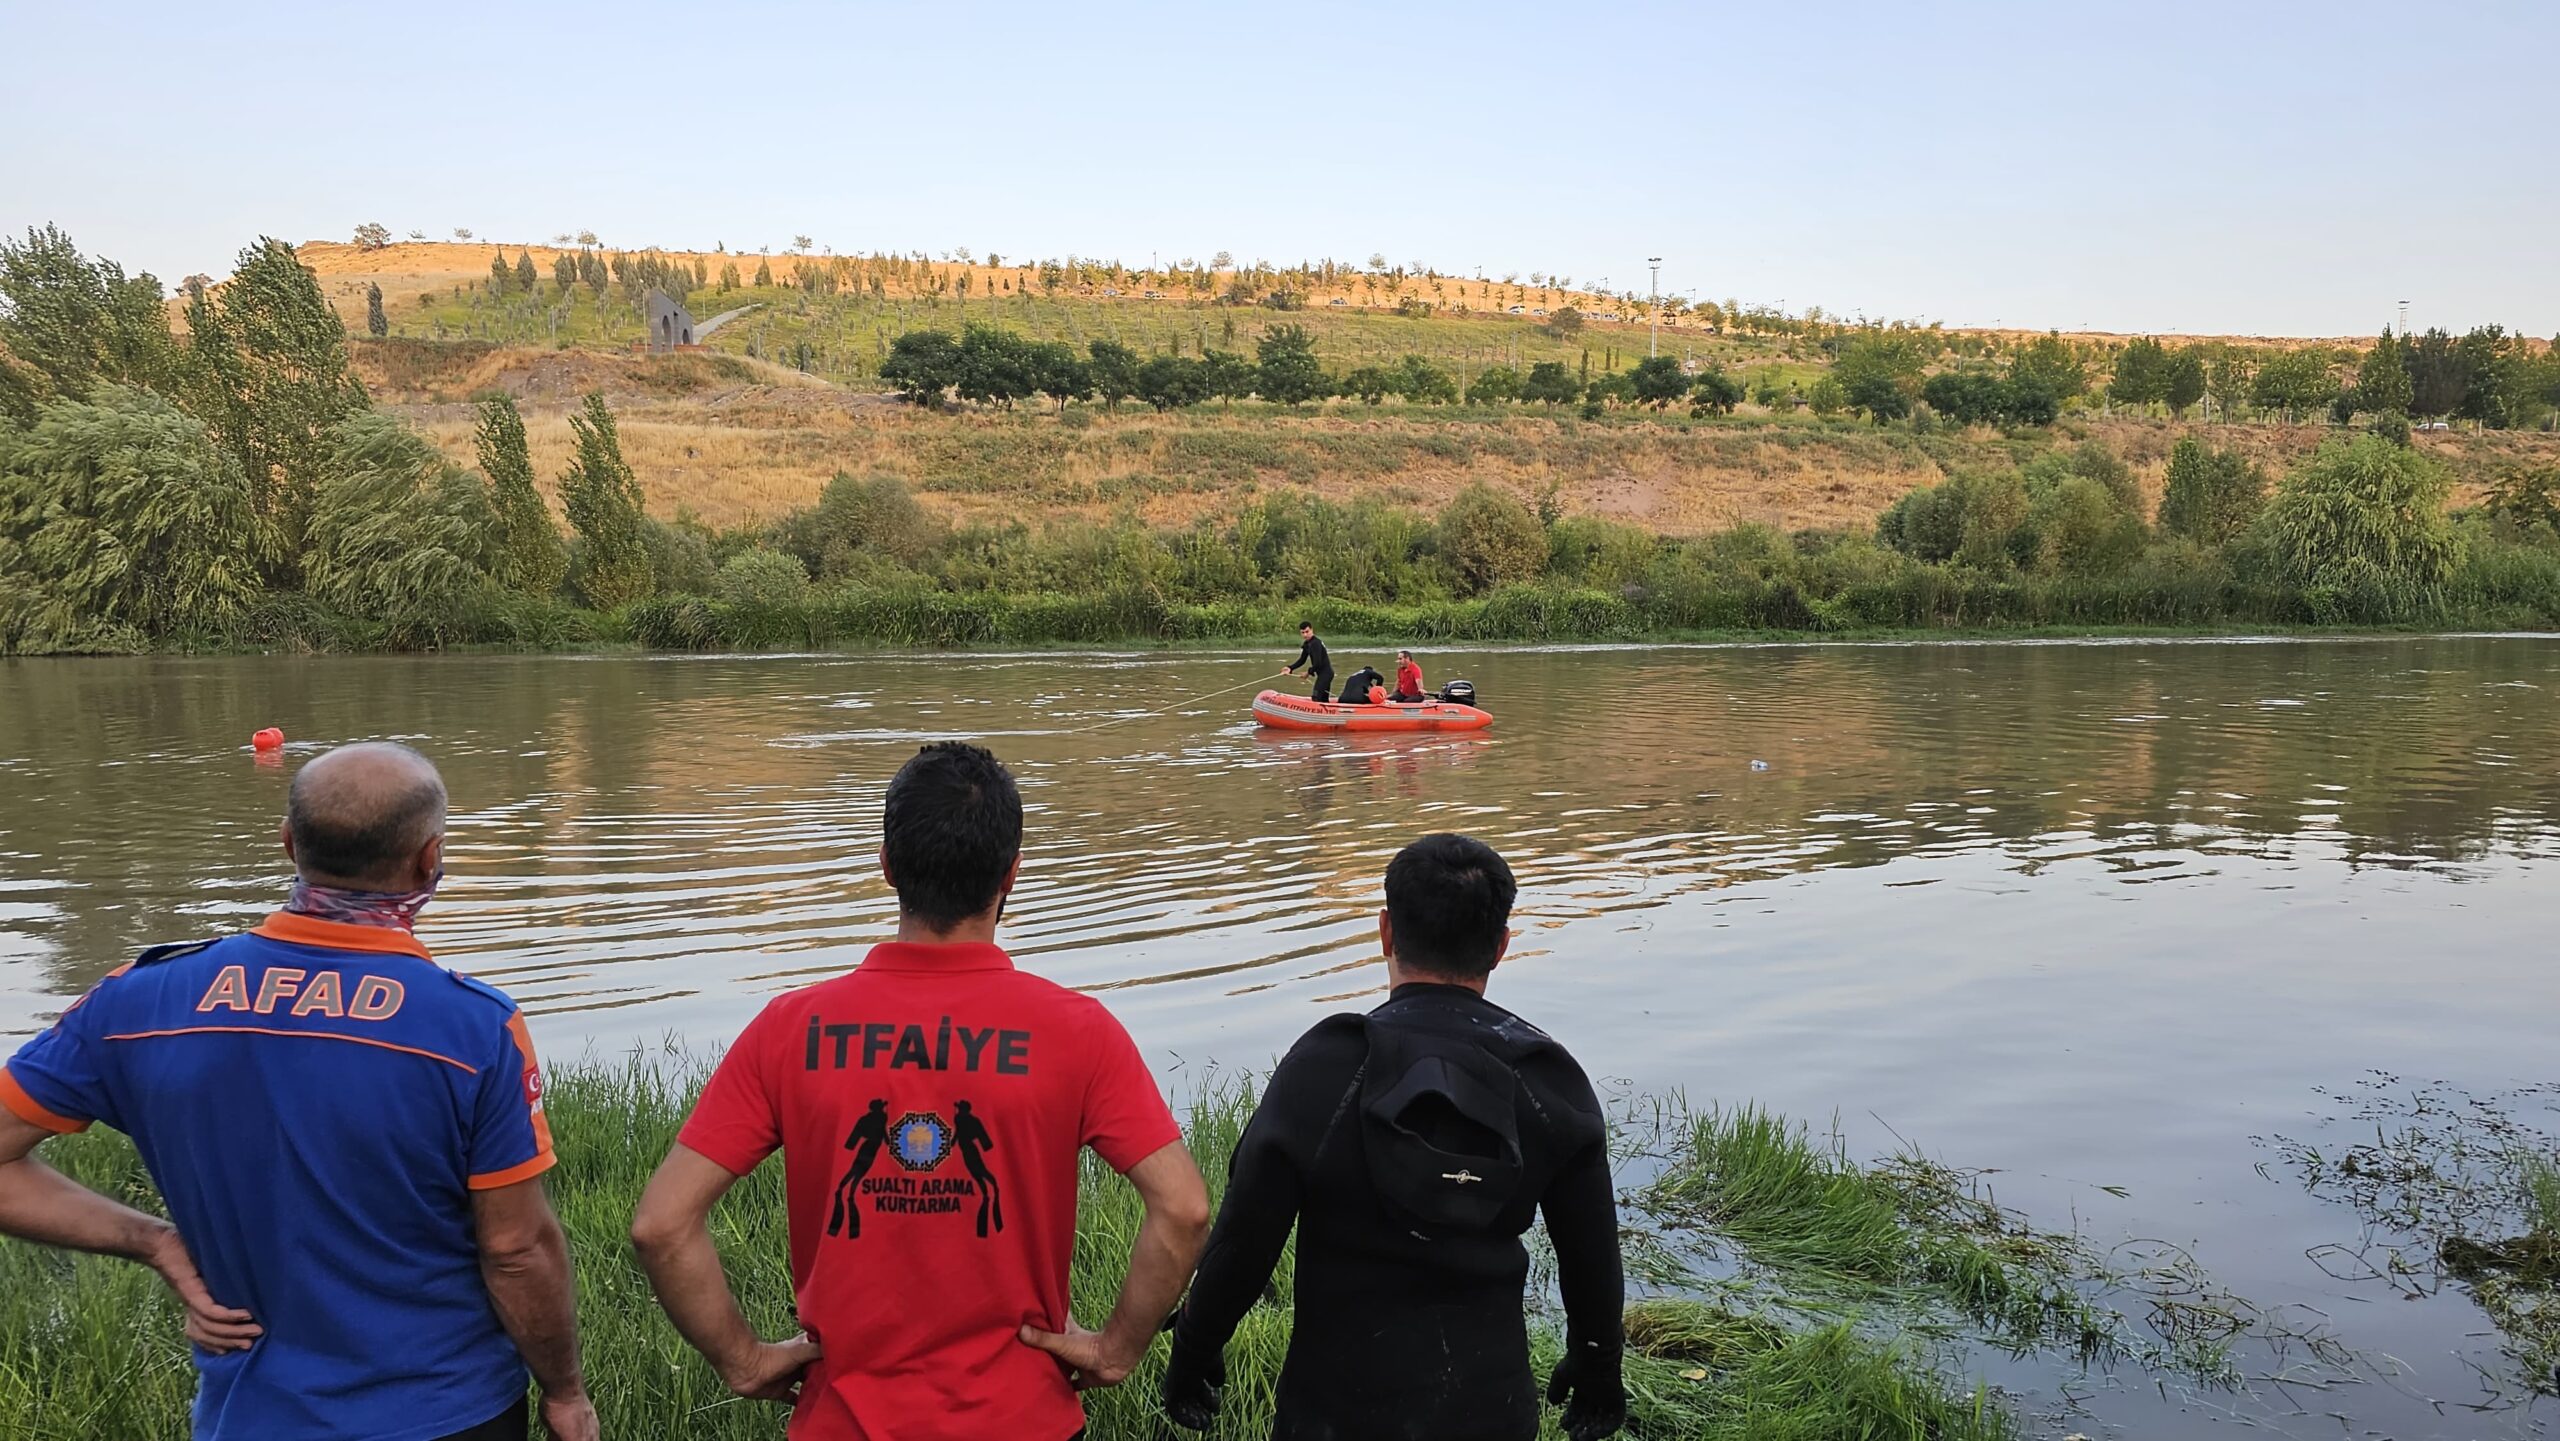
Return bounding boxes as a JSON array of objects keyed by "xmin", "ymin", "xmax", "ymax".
[
  {"xmin": 1337, "ymin": 665, "xmax": 1389, "ymax": 706},
  {"xmin": 1161, "ymin": 833, "xmax": 1626, "ymax": 1441}
]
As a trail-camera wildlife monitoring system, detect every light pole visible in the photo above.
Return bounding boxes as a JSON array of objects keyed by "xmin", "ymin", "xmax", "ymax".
[{"xmin": 1647, "ymin": 257, "xmax": 1663, "ymax": 357}]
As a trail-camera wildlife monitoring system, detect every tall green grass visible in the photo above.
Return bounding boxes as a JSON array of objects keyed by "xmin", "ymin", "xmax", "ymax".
[{"xmin": 0, "ymin": 1061, "xmax": 2082, "ymax": 1440}]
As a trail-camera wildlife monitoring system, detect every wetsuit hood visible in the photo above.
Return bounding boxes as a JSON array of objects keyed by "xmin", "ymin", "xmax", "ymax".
[{"xmin": 1358, "ymin": 986, "xmax": 1543, "ymax": 1236}]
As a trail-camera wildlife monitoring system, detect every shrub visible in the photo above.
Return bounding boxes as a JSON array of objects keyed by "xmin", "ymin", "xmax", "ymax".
[
  {"xmin": 2158, "ymin": 438, "xmax": 2266, "ymax": 545},
  {"xmin": 1436, "ymin": 484, "xmax": 1546, "ymax": 594},
  {"xmin": 715, "ymin": 549, "xmax": 811, "ymax": 610},
  {"xmin": 2022, "ymin": 477, "xmax": 2146, "ymax": 577},
  {"xmin": 772, "ymin": 472, "xmax": 942, "ymax": 583}
]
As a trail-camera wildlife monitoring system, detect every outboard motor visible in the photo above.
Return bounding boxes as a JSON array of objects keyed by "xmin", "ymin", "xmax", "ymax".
[{"xmin": 1439, "ymin": 678, "xmax": 1477, "ymax": 707}]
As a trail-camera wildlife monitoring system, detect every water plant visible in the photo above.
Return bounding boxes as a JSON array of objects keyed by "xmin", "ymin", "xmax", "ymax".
[{"xmin": 2261, "ymin": 1074, "xmax": 2560, "ymax": 1400}]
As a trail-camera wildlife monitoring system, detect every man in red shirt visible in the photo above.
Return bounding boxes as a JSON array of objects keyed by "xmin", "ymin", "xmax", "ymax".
[
  {"xmin": 631, "ymin": 742, "xmax": 1210, "ymax": 1441},
  {"xmin": 1392, "ymin": 649, "xmax": 1427, "ymax": 702}
]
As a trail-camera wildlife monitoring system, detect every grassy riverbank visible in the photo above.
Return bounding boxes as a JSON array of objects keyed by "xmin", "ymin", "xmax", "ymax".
[
  {"xmin": 0, "ymin": 1058, "xmax": 2344, "ymax": 1440},
  {"xmin": 42, "ymin": 517, "xmax": 2560, "ymax": 656}
]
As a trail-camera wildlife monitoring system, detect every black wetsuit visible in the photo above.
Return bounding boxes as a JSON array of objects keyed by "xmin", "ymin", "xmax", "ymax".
[
  {"xmin": 1290, "ymin": 635, "xmax": 1334, "ymax": 702},
  {"xmin": 1169, "ymin": 984, "xmax": 1623, "ymax": 1441},
  {"xmin": 1338, "ymin": 667, "xmax": 1385, "ymax": 705}
]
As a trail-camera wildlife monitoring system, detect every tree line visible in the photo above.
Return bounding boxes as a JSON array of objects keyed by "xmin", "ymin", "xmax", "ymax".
[
  {"xmin": 7, "ymin": 225, "xmax": 2558, "ymax": 657},
  {"xmin": 877, "ymin": 322, "xmax": 1793, "ymax": 419},
  {"xmin": 864, "ymin": 318, "xmax": 2559, "ymax": 433}
]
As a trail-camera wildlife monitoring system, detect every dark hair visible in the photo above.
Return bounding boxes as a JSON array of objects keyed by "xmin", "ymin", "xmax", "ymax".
[
  {"xmin": 286, "ymin": 744, "xmax": 446, "ymax": 885},
  {"xmin": 882, "ymin": 742, "xmax": 1023, "ymax": 929},
  {"xmin": 1384, "ymin": 833, "xmax": 1516, "ymax": 978},
  {"xmin": 1298, "ymin": 621, "xmax": 1314, "ymax": 632}
]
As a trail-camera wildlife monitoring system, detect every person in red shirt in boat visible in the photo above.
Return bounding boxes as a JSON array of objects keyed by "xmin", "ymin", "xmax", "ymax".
[
  {"xmin": 631, "ymin": 742, "xmax": 1211, "ymax": 1441},
  {"xmin": 1391, "ymin": 650, "xmax": 1427, "ymax": 703}
]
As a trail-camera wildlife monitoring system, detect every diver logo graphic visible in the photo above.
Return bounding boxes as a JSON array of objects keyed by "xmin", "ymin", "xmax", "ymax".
[
  {"xmin": 953, "ymin": 1100, "xmax": 1003, "ymax": 1238},
  {"xmin": 827, "ymin": 1100, "xmax": 891, "ymax": 1239},
  {"xmin": 890, "ymin": 1110, "xmax": 952, "ymax": 1172}
]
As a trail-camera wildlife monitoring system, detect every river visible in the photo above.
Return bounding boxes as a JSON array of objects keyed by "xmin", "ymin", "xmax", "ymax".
[{"xmin": 3, "ymin": 638, "xmax": 2556, "ymax": 1438}]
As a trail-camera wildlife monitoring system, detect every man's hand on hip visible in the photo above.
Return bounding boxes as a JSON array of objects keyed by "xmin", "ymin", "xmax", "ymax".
[
  {"xmin": 721, "ymin": 1332, "xmax": 822, "ymax": 1403},
  {"xmin": 1019, "ymin": 1316, "xmax": 1143, "ymax": 1390},
  {"xmin": 142, "ymin": 1225, "xmax": 261, "ymax": 1354},
  {"xmin": 538, "ymin": 1388, "xmax": 601, "ymax": 1441}
]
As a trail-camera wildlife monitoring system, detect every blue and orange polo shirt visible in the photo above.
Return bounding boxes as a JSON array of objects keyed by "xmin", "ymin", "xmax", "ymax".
[{"xmin": 0, "ymin": 911, "xmax": 555, "ymax": 1441}]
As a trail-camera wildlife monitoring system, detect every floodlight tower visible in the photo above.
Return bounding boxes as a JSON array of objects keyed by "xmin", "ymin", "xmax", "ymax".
[{"xmin": 1648, "ymin": 257, "xmax": 1663, "ymax": 357}]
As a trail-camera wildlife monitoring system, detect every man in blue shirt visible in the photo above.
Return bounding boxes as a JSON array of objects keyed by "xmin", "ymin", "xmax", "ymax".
[{"xmin": 0, "ymin": 742, "xmax": 596, "ymax": 1441}]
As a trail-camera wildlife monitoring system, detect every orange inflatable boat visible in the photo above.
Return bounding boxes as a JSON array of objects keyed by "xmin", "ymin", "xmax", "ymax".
[{"xmin": 1251, "ymin": 689, "xmax": 1493, "ymax": 733}]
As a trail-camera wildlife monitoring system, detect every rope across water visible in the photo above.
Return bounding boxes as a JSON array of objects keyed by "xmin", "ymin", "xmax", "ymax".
[{"xmin": 1064, "ymin": 675, "xmax": 1280, "ymax": 734}]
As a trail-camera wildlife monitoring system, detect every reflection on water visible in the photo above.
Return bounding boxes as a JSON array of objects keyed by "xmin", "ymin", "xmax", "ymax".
[
  {"xmin": 3, "ymin": 637, "xmax": 2558, "ymax": 1438},
  {"xmin": 4, "ymin": 641, "xmax": 2555, "ymax": 1025}
]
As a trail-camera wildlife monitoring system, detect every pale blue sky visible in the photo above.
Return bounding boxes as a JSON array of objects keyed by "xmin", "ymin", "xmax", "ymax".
[{"xmin": 4, "ymin": 0, "xmax": 2552, "ymax": 338}]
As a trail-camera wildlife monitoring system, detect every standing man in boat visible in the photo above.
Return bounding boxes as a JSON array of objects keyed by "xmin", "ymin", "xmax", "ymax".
[
  {"xmin": 1282, "ymin": 622, "xmax": 1334, "ymax": 703},
  {"xmin": 1159, "ymin": 833, "xmax": 1626, "ymax": 1441},
  {"xmin": 1391, "ymin": 649, "xmax": 1427, "ymax": 703}
]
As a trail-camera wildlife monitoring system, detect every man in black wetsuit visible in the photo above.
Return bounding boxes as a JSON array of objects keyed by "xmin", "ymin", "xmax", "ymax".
[
  {"xmin": 1161, "ymin": 833, "xmax": 1625, "ymax": 1441},
  {"xmin": 1281, "ymin": 622, "xmax": 1333, "ymax": 703}
]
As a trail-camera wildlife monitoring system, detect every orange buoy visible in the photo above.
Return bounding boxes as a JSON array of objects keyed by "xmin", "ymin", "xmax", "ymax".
[{"xmin": 252, "ymin": 727, "xmax": 285, "ymax": 751}]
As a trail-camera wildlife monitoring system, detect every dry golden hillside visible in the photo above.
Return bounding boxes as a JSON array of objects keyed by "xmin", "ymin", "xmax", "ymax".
[{"xmin": 352, "ymin": 342, "xmax": 2555, "ymax": 537}]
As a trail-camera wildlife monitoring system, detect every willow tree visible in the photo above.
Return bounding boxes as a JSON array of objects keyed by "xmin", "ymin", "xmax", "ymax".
[
  {"xmin": 0, "ymin": 224, "xmax": 175, "ymax": 400},
  {"xmin": 0, "ymin": 386, "xmax": 261, "ymax": 650},
  {"xmin": 2257, "ymin": 436, "xmax": 2458, "ymax": 615},
  {"xmin": 473, "ymin": 394, "xmax": 566, "ymax": 597},
  {"xmin": 303, "ymin": 413, "xmax": 498, "ymax": 640},
  {"xmin": 560, "ymin": 394, "xmax": 652, "ymax": 609}
]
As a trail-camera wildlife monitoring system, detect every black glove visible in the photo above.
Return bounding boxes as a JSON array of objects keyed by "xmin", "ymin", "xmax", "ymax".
[
  {"xmin": 1160, "ymin": 1333, "xmax": 1225, "ymax": 1431},
  {"xmin": 1546, "ymin": 1342, "xmax": 1627, "ymax": 1441}
]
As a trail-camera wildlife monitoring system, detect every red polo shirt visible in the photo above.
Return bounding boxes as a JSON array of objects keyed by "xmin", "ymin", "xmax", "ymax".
[{"xmin": 678, "ymin": 942, "xmax": 1181, "ymax": 1441}]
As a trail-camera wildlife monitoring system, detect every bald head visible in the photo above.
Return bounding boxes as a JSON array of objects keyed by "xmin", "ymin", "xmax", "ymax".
[{"xmin": 284, "ymin": 743, "xmax": 448, "ymax": 890}]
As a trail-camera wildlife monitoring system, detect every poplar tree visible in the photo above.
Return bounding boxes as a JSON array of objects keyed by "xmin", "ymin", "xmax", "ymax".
[
  {"xmin": 514, "ymin": 250, "xmax": 537, "ymax": 295},
  {"xmin": 365, "ymin": 283, "xmax": 387, "ymax": 338},
  {"xmin": 180, "ymin": 237, "xmax": 366, "ymax": 564},
  {"xmin": 489, "ymin": 250, "xmax": 512, "ymax": 295},
  {"xmin": 474, "ymin": 394, "xmax": 567, "ymax": 597},
  {"xmin": 2356, "ymin": 329, "xmax": 2413, "ymax": 416},
  {"xmin": 2164, "ymin": 346, "xmax": 2207, "ymax": 418},
  {"xmin": 560, "ymin": 393, "xmax": 653, "ymax": 609}
]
